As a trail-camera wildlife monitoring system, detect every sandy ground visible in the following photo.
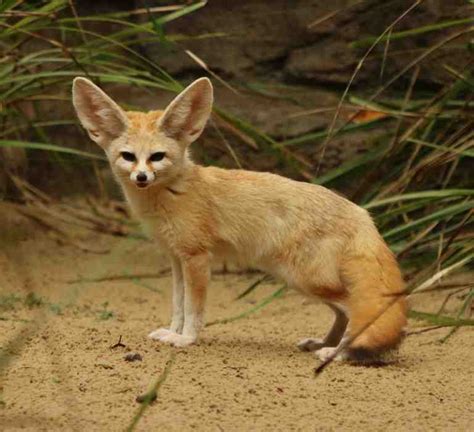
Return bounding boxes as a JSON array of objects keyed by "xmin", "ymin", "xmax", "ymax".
[{"xmin": 0, "ymin": 203, "xmax": 473, "ymax": 432}]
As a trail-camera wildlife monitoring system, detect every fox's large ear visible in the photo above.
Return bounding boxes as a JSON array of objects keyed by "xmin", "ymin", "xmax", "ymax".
[
  {"xmin": 72, "ymin": 77, "xmax": 128, "ymax": 148},
  {"xmin": 157, "ymin": 78, "xmax": 213, "ymax": 146}
]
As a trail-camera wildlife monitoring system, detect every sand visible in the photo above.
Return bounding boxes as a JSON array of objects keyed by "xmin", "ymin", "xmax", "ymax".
[{"xmin": 0, "ymin": 202, "xmax": 473, "ymax": 432}]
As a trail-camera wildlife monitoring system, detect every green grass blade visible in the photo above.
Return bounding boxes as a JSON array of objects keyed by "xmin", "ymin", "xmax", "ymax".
[
  {"xmin": 439, "ymin": 289, "xmax": 474, "ymax": 342},
  {"xmin": 149, "ymin": 1, "xmax": 207, "ymax": 26},
  {"xmin": 126, "ymin": 352, "xmax": 176, "ymax": 432},
  {"xmin": 207, "ymin": 286, "xmax": 286, "ymax": 327},
  {"xmin": 383, "ymin": 201, "xmax": 473, "ymax": 239},
  {"xmin": 406, "ymin": 138, "xmax": 474, "ymax": 158},
  {"xmin": 0, "ymin": 140, "xmax": 105, "ymax": 160},
  {"xmin": 0, "ymin": 0, "xmax": 18, "ymax": 14},
  {"xmin": 365, "ymin": 189, "xmax": 474, "ymax": 209},
  {"xmin": 409, "ymin": 310, "xmax": 474, "ymax": 327},
  {"xmin": 235, "ymin": 275, "xmax": 272, "ymax": 301},
  {"xmin": 352, "ymin": 18, "xmax": 474, "ymax": 47},
  {"xmin": 281, "ymin": 119, "xmax": 387, "ymax": 147}
]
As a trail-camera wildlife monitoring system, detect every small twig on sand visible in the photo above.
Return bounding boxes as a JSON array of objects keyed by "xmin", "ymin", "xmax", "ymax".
[
  {"xmin": 110, "ymin": 335, "xmax": 126, "ymax": 349},
  {"xmin": 67, "ymin": 269, "xmax": 171, "ymax": 284},
  {"xmin": 406, "ymin": 325, "xmax": 445, "ymax": 336},
  {"xmin": 68, "ymin": 268, "xmax": 263, "ymax": 284}
]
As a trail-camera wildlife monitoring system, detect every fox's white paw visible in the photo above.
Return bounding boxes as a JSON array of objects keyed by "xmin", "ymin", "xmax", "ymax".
[
  {"xmin": 297, "ymin": 338, "xmax": 326, "ymax": 352},
  {"xmin": 148, "ymin": 328, "xmax": 196, "ymax": 347},
  {"xmin": 316, "ymin": 347, "xmax": 347, "ymax": 362},
  {"xmin": 160, "ymin": 332, "xmax": 196, "ymax": 348},
  {"xmin": 148, "ymin": 328, "xmax": 174, "ymax": 340}
]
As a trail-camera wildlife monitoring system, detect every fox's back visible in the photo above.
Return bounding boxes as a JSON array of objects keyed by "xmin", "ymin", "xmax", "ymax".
[
  {"xmin": 190, "ymin": 166, "xmax": 375, "ymax": 272},
  {"xmin": 201, "ymin": 166, "xmax": 369, "ymax": 237}
]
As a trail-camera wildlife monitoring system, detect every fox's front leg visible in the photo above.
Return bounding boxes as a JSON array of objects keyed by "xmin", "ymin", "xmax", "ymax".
[
  {"xmin": 169, "ymin": 256, "xmax": 185, "ymax": 333},
  {"xmin": 150, "ymin": 252, "xmax": 210, "ymax": 348},
  {"xmin": 148, "ymin": 256, "xmax": 184, "ymax": 341}
]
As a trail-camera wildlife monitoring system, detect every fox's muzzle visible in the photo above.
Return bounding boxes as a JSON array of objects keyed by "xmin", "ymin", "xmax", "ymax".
[{"xmin": 131, "ymin": 170, "xmax": 154, "ymax": 188}]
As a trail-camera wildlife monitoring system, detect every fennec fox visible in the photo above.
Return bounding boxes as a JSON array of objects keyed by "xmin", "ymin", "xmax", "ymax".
[{"xmin": 72, "ymin": 77, "xmax": 406, "ymax": 362}]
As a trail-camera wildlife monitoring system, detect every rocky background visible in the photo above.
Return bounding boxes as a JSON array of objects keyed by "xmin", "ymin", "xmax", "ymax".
[{"xmin": 2, "ymin": 0, "xmax": 471, "ymax": 196}]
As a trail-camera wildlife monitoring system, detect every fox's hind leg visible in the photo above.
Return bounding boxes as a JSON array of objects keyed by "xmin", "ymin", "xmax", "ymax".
[
  {"xmin": 298, "ymin": 303, "xmax": 348, "ymax": 352},
  {"xmin": 148, "ymin": 255, "xmax": 184, "ymax": 340}
]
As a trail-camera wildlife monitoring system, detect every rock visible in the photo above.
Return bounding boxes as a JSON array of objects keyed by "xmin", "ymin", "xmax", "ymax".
[
  {"xmin": 214, "ymin": 84, "xmax": 340, "ymax": 138},
  {"xmin": 137, "ymin": 0, "xmax": 326, "ymax": 77},
  {"xmin": 285, "ymin": 41, "xmax": 362, "ymax": 84},
  {"xmin": 124, "ymin": 353, "xmax": 143, "ymax": 362},
  {"xmin": 136, "ymin": 391, "xmax": 157, "ymax": 404}
]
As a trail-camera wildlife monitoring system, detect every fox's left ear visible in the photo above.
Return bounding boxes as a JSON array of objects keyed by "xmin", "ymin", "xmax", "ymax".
[
  {"xmin": 72, "ymin": 77, "xmax": 128, "ymax": 148},
  {"xmin": 157, "ymin": 78, "xmax": 213, "ymax": 146}
]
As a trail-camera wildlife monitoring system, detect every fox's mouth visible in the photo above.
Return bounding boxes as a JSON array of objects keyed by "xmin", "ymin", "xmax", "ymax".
[{"xmin": 135, "ymin": 181, "xmax": 151, "ymax": 189}]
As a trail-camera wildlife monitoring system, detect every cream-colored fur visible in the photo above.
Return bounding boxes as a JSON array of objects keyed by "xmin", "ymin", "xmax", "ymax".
[{"xmin": 72, "ymin": 77, "xmax": 407, "ymax": 361}]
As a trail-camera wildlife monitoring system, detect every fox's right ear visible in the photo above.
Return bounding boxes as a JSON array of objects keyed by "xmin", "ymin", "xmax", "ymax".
[
  {"xmin": 72, "ymin": 77, "xmax": 128, "ymax": 148},
  {"xmin": 157, "ymin": 78, "xmax": 213, "ymax": 146}
]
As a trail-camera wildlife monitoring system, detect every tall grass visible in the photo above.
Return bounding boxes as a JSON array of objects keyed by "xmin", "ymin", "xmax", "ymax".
[{"xmin": 0, "ymin": 1, "xmax": 192, "ymax": 160}]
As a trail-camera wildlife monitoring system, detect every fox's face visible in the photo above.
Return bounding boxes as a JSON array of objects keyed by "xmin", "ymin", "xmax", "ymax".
[
  {"xmin": 72, "ymin": 77, "xmax": 213, "ymax": 189},
  {"xmin": 105, "ymin": 111, "xmax": 193, "ymax": 189}
]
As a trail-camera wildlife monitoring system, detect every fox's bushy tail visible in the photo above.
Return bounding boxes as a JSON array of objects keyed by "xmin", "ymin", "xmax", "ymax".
[{"xmin": 341, "ymin": 236, "xmax": 407, "ymax": 358}]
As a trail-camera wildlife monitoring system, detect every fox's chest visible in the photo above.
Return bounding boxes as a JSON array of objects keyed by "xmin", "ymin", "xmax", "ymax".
[
  {"xmin": 139, "ymin": 210, "xmax": 208, "ymax": 256},
  {"xmin": 139, "ymin": 214, "xmax": 174, "ymax": 250}
]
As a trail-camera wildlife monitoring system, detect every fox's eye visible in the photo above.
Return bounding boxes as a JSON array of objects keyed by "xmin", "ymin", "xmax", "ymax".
[
  {"xmin": 121, "ymin": 151, "xmax": 136, "ymax": 162},
  {"xmin": 149, "ymin": 152, "xmax": 166, "ymax": 162}
]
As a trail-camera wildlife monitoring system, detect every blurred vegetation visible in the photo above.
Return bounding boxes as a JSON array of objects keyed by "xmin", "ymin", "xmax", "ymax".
[{"xmin": 0, "ymin": 1, "xmax": 472, "ymax": 333}]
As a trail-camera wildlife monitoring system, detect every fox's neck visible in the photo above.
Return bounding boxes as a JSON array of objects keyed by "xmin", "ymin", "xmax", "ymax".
[{"xmin": 119, "ymin": 159, "xmax": 198, "ymax": 217}]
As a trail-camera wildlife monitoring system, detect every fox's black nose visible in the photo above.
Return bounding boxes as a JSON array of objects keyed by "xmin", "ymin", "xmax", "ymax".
[{"xmin": 136, "ymin": 173, "xmax": 147, "ymax": 182}]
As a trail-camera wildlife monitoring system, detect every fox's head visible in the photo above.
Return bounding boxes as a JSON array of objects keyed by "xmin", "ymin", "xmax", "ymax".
[{"xmin": 72, "ymin": 77, "xmax": 213, "ymax": 189}]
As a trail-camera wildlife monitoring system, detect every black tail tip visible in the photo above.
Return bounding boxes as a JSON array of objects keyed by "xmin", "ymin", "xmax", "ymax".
[{"xmin": 346, "ymin": 346, "xmax": 400, "ymax": 366}]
